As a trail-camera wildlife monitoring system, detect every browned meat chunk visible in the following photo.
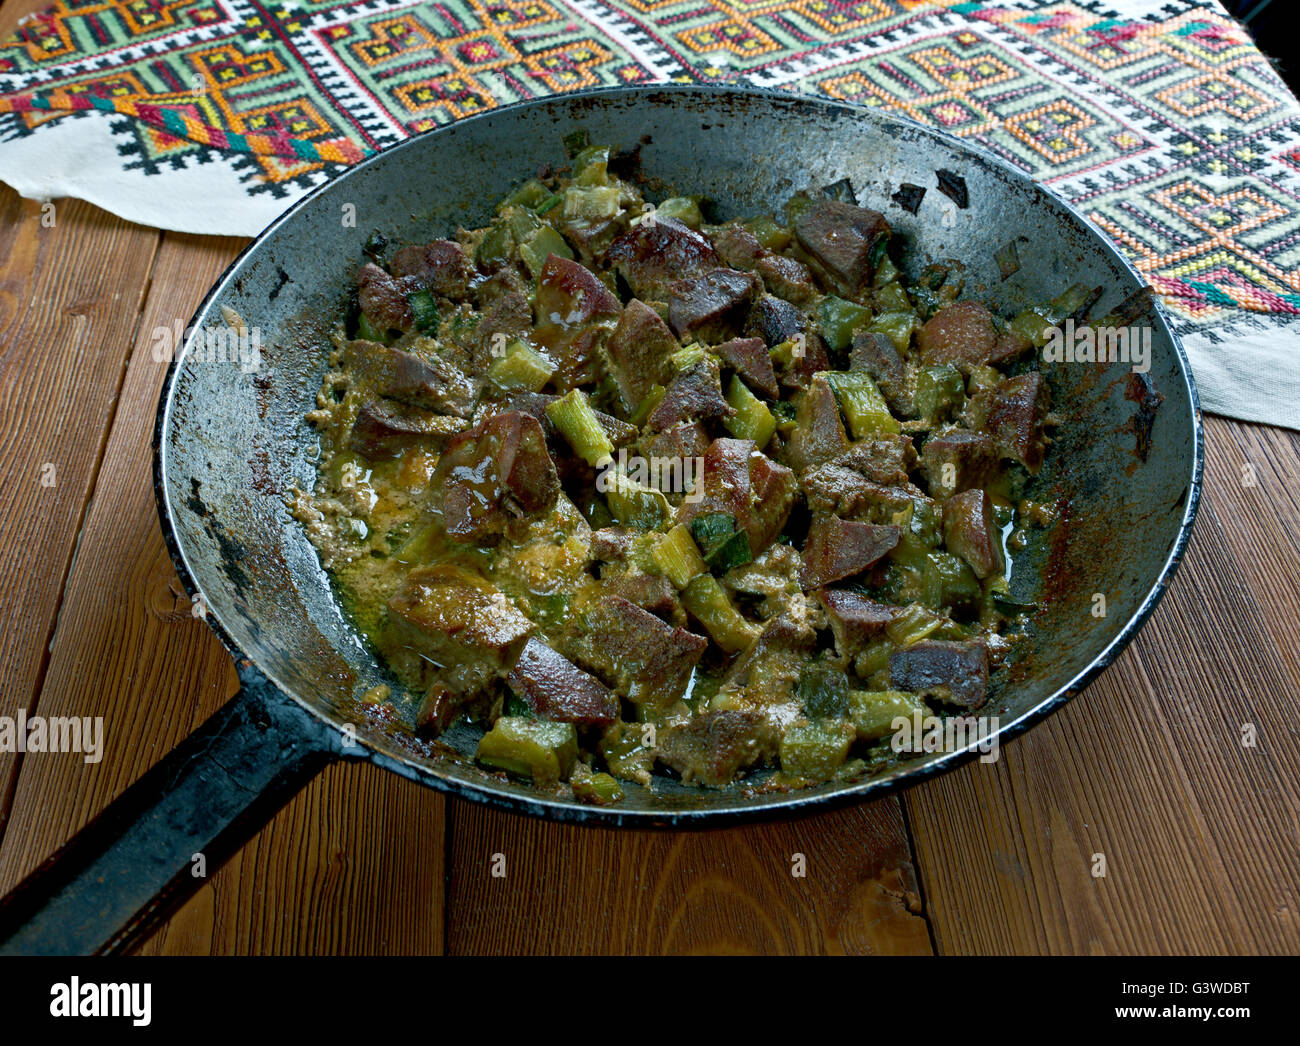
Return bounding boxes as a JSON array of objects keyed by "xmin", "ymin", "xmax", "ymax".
[
  {"xmin": 667, "ymin": 268, "xmax": 760, "ymax": 340},
  {"xmin": 756, "ymin": 253, "xmax": 817, "ymax": 305},
  {"xmin": 714, "ymin": 336, "xmax": 779, "ymax": 399},
  {"xmin": 533, "ymin": 254, "xmax": 621, "ymax": 386},
  {"xmin": 917, "ymin": 301, "xmax": 998, "ymax": 368},
  {"xmin": 943, "ymin": 488, "xmax": 1004, "ymax": 580},
  {"xmin": 850, "ymin": 330, "xmax": 908, "ymax": 414},
  {"xmin": 918, "ymin": 429, "xmax": 1001, "ymax": 496},
  {"xmin": 506, "ymin": 637, "xmax": 619, "ymax": 725},
  {"xmin": 606, "ymin": 217, "xmax": 719, "ymax": 299},
  {"xmin": 604, "ymin": 299, "xmax": 679, "ymax": 412},
  {"xmin": 793, "ymin": 199, "xmax": 890, "ymax": 295},
  {"xmin": 710, "ymin": 222, "xmax": 766, "ymax": 271},
  {"xmin": 784, "ymin": 373, "xmax": 848, "ymax": 473},
  {"xmin": 342, "ymin": 341, "xmax": 475, "ymax": 418},
  {"xmin": 589, "ymin": 526, "xmax": 641, "ymax": 564},
  {"xmin": 890, "ymin": 640, "xmax": 989, "ymax": 709},
  {"xmin": 979, "ymin": 372, "xmax": 1051, "ymax": 473},
  {"xmin": 801, "ymin": 516, "xmax": 900, "ymax": 588},
  {"xmin": 748, "ymin": 451, "xmax": 798, "ymax": 553},
  {"xmin": 645, "ymin": 355, "xmax": 732, "ymax": 432},
  {"xmin": 565, "ymin": 596, "xmax": 706, "ymax": 710},
  {"xmin": 678, "ymin": 438, "xmax": 796, "ymax": 555},
  {"xmin": 357, "ymin": 262, "xmax": 420, "ymax": 331},
  {"xmin": 802, "ymin": 437, "xmax": 920, "ymax": 518},
  {"xmin": 746, "ymin": 293, "xmax": 805, "ymax": 348},
  {"xmin": 384, "ymin": 564, "xmax": 533, "ymax": 697},
  {"xmin": 432, "ymin": 411, "xmax": 559, "ymax": 541},
  {"xmin": 779, "ymin": 332, "xmax": 832, "ymax": 393},
  {"xmin": 644, "ymin": 421, "xmax": 710, "ymax": 466},
  {"xmin": 815, "ymin": 589, "xmax": 902, "ymax": 659},
  {"xmin": 601, "ymin": 573, "xmax": 682, "ymax": 623},
  {"xmin": 657, "ymin": 710, "xmax": 776, "ymax": 786},
  {"xmin": 389, "ymin": 240, "xmax": 474, "ymax": 300},
  {"xmin": 348, "ymin": 399, "xmax": 465, "ymax": 459}
]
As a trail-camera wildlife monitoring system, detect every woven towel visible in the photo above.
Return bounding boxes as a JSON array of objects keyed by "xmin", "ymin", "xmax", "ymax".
[{"xmin": 2, "ymin": 0, "xmax": 1297, "ymax": 428}]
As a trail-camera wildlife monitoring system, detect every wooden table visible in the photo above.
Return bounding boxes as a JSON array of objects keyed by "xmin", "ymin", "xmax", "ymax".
[{"xmin": 1, "ymin": 15, "xmax": 1297, "ymax": 951}]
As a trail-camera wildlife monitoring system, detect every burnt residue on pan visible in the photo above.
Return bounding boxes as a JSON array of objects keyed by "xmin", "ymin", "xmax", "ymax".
[{"xmin": 1126, "ymin": 371, "xmax": 1165, "ymax": 463}]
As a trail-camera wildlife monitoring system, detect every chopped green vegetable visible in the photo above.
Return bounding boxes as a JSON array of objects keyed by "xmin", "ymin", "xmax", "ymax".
[
  {"xmin": 519, "ymin": 225, "xmax": 573, "ymax": 277},
  {"xmin": 913, "ymin": 364, "xmax": 965, "ymax": 421},
  {"xmin": 745, "ymin": 215, "xmax": 791, "ymax": 251},
  {"xmin": 545, "ymin": 389, "xmax": 614, "ymax": 468},
  {"xmin": 724, "ymin": 374, "xmax": 777, "ymax": 447},
  {"xmin": 797, "ymin": 659, "xmax": 850, "ymax": 718},
  {"xmin": 653, "ymin": 525, "xmax": 709, "ymax": 589},
  {"xmin": 500, "ymin": 179, "xmax": 552, "ymax": 211},
  {"xmin": 605, "ymin": 471, "xmax": 671, "ymax": 529},
  {"xmin": 848, "ymin": 690, "xmax": 928, "ymax": 742},
  {"xmin": 826, "ymin": 370, "xmax": 901, "ymax": 439},
  {"xmin": 868, "ymin": 310, "xmax": 917, "ymax": 354},
  {"xmin": 475, "ymin": 717, "xmax": 578, "ymax": 784},
  {"xmin": 682, "ymin": 575, "xmax": 759, "ymax": 654},
  {"xmin": 355, "ymin": 311, "xmax": 389, "ymax": 343},
  {"xmin": 656, "ymin": 196, "xmax": 703, "ymax": 229},
  {"xmin": 487, "ymin": 340, "xmax": 554, "ymax": 392},
  {"xmin": 780, "ymin": 720, "xmax": 856, "ymax": 780},
  {"xmin": 817, "ymin": 296, "xmax": 873, "ymax": 352},
  {"xmin": 407, "ymin": 289, "xmax": 440, "ymax": 334},
  {"xmin": 573, "ymin": 771, "xmax": 625, "ymax": 805}
]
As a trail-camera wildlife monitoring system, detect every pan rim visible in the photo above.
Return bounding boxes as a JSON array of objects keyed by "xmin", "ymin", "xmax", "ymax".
[{"xmin": 153, "ymin": 82, "xmax": 1205, "ymax": 827}]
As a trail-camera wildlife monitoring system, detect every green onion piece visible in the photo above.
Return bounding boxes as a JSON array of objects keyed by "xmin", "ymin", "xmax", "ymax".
[
  {"xmin": 1009, "ymin": 309, "xmax": 1055, "ymax": 348},
  {"xmin": 825, "ymin": 370, "xmax": 901, "ymax": 439},
  {"xmin": 535, "ymin": 193, "xmax": 564, "ymax": 216},
  {"xmin": 562, "ymin": 129, "xmax": 589, "ymax": 159},
  {"xmin": 487, "ymin": 340, "xmax": 554, "ymax": 392},
  {"xmin": 681, "ymin": 574, "xmax": 759, "ymax": 654},
  {"xmin": 724, "ymin": 374, "xmax": 777, "ymax": 448},
  {"xmin": 407, "ymin": 289, "xmax": 440, "ymax": 334},
  {"xmin": 652, "ymin": 525, "xmax": 709, "ymax": 589},
  {"xmin": 545, "ymin": 389, "xmax": 613, "ymax": 468},
  {"xmin": 630, "ymin": 384, "xmax": 665, "ymax": 428},
  {"xmin": 604, "ymin": 471, "xmax": 671, "ymax": 529},
  {"xmin": 874, "ymin": 281, "xmax": 912, "ymax": 313}
]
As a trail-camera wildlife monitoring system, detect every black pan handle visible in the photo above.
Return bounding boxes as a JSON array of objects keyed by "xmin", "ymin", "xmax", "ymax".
[{"xmin": 0, "ymin": 661, "xmax": 344, "ymax": 955}]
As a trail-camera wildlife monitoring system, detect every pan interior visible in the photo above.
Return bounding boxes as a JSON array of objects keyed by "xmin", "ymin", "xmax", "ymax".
[{"xmin": 158, "ymin": 87, "xmax": 1200, "ymax": 823}]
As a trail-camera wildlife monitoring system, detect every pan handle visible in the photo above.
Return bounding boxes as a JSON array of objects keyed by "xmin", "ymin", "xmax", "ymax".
[{"xmin": 0, "ymin": 661, "xmax": 344, "ymax": 955}]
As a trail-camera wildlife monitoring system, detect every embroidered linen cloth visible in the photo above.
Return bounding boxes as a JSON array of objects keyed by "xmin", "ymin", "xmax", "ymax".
[{"xmin": 2, "ymin": 0, "xmax": 1297, "ymax": 428}]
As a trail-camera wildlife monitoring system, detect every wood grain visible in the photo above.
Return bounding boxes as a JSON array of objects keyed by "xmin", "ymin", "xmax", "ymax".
[
  {"xmin": 0, "ymin": 187, "xmax": 158, "ymax": 842},
  {"xmin": 445, "ymin": 797, "xmax": 932, "ymax": 954},
  {"xmin": 0, "ymin": 225, "xmax": 446, "ymax": 953}
]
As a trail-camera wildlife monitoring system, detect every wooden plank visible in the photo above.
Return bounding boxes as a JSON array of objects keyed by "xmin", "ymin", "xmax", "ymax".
[
  {"xmin": 0, "ymin": 186, "xmax": 159, "ymax": 838},
  {"xmin": 0, "ymin": 230, "xmax": 445, "ymax": 953},
  {"xmin": 445, "ymin": 798, "xmax": 931, "ymax": 954},
  {"xmin": 905, "ymin": 441, "xmax": 1300, "ymax": 955}
]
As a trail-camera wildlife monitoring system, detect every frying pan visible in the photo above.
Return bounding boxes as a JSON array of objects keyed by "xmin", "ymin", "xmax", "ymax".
[{"xmin": 0, "ymin": 85, "xmax": 1203, "ymax": 955}]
